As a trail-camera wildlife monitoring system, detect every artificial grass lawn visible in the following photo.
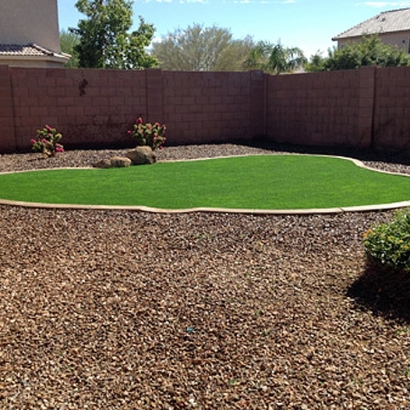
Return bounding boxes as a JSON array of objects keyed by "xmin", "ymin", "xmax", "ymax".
[{"xmin": 1, "ymin": 155, "xmax": 410, "ymax": 210}]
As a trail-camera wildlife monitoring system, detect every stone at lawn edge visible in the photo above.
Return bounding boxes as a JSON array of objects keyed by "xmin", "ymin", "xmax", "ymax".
[
  {"xmin": 94, "ymin": 156, "xmax": 132, "ymax": 168},
  {"xmin": 94, "ymin": 158, "xmax": 112, "ymax": 168},
  {"xmin": 110, "ymin": 156, "xmax": 132, "ymax": 167},
  {"xmin": 126, "ymin": 146, "xmax": 156, "ymax": 165}
]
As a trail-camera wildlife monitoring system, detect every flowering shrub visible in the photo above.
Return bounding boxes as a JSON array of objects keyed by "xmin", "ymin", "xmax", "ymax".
[
  {"xmin": 363, "ymin": 209, "xmax": 410, "ymax": 271},
  {"xmin": 31, "ymin": 125, "xmax": 64, "ymax": 157},
  {"xmin": 128, "ymin": 117, "xmax": 166, "ymax": 150}
]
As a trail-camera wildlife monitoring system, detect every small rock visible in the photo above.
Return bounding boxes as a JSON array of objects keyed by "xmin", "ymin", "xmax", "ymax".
[
  {"xmin": 94, "ymin": 158, "xmax": 112, "ymax": 168},
  {"xmin": 94, "ymin": 156, "xmax": 131, "ymax": 168},
  {"xmin": 109, "ymin": 156, "xmax": 131, "ymax": 168}
]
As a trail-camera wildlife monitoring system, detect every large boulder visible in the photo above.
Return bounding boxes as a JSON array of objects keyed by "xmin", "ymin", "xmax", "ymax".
[
  {"xmin": 95, "ymin": 156, "xmax": 132, "ymax": 168},
  {"xmin": 126, "ymin": 146, "xmax": 156, "ymax": 165}
]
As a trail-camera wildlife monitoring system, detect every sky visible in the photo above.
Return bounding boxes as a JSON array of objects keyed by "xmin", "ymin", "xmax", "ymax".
[{"xmin": 58, "ymin": 0, "xmax": 410, "ymax": 58}]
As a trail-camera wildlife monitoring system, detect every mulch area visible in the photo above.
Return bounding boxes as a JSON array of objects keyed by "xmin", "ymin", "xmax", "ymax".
[{"xmin": 1, "ymin": 144, "xmax": 410, "ymax": 409}]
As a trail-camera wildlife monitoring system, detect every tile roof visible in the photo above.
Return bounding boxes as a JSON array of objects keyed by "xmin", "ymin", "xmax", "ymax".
[
  {"xmin": 333, "ymin": 7, "xmax": 410, "ymax": 40},
  {"xmin": 0, "ymin": 43, "xmax": 66, "ymax": 58}
]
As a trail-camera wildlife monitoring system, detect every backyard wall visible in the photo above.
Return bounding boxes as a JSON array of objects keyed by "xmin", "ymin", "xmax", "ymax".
[
  {"xmin": 373, "ymin": 66, "xmax": 410, "ymax": 150},
  {"xmin": 0, "ymin": 67, "xmax": 264, "ymax": 152},
  {"xmin": 1, "ymin": 65, "xmax": 410, "ymax": 153}
]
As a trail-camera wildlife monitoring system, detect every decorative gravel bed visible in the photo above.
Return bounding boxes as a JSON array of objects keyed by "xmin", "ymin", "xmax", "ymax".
[{"xmin": 1, "ymin": 144, "xmax": 410, "ymax": 409}]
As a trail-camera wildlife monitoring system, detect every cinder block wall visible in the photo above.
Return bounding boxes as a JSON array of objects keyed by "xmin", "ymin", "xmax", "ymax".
[
  {"xmin": 1, "ymin": 65, "xmax": 410, "ymax": 153},
  {"xmin": 161, "ymin": 70, "xmax": 264, "ymax": 145},
  {"xmin": 0, "ymin": 66, "xmax": 16, "ymax": 152},
  {"xmin": 266, "ymin": 68, "xmax": 374, "ymax": 148},
  {"xmin": 373, "ymin": 66, "xmax": 410, "ymax": 150},
  {"xmin": 0, "ymin": 67, "xmax": 263, "ymax": 152},
  {"xmin": 9, "ymin": 67, "xmax": 147, "ymax": 150}
]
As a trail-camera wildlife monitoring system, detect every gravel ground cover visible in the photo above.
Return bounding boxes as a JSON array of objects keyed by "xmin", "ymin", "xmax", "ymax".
[{"xmin": 1, "ymin": 144, "xmax": 410, "ymax": 409}]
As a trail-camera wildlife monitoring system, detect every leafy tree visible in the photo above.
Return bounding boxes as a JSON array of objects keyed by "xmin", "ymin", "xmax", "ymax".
[
  {"xmin": 305, "ymin": 35, "xmax": 410, "ymax": 72},
  {"xmin": 243, "ymin": 41, "xmax": 307, "ymax": 74},
  {"xmin": 303, "ymin": 52, "xmax": 326, "ymax": 72},
  {"xmin": 60, "ymin": 30, "xmax": 80, "ymax": 68},
  {"xmin": 151, "ymin": 24, "xmax": 254, "ymax": 71},
  {"xmin": 70, "ymin": 0, "xmax": 158, "ymax": 69}
]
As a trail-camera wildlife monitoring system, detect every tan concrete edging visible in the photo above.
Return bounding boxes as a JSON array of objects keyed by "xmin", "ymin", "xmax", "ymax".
[{"xmin": 1, "ymin": 154, "xmax": 410, "ymax": 215}]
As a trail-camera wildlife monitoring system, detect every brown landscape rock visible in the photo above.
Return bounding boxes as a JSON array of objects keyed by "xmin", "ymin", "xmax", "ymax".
[
  {"xmin": 94, "ymin": 156, "xmax": 131, "ymax": 168},
  {"xmin": 126, "ymin": 146, "xmax": 156, "ymax": 165},
  {"xmin": 94, "ymin": 158, "xmax": 112, "ymax": 168},
  {"xmin": 109, "ymin": 156, "xmax": 132, "ymax": 167}
]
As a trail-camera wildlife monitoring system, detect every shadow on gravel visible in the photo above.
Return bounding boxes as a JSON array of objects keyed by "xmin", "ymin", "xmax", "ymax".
[{"xmin": 347, "ymin": 263, "xmax": 410, "ymax": 323}]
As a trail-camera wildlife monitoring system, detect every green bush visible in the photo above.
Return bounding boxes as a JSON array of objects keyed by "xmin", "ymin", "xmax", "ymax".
[{"xmin": 364, "ymin": 209, "xmax": 410, "ymax": 270}]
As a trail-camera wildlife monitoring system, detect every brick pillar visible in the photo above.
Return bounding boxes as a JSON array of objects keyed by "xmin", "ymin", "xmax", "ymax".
[
  {"xmin": 145, "ymin": 68, "xmax": 164, "ymax": 122},
  {"xmin": 357, "ymin": 66, "xmax": 376, "ymax": 148},
  {"xmin": 249, "ymin": 70, "xmax": 266, "ymax": 138},
  {"xmin": 0, "ymin": 65, "xmax": 16, "ymax": 153}
]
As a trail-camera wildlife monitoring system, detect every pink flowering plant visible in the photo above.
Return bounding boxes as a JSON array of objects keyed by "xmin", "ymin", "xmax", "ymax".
[
  {"xmin": 128, "ymin": 117, "xmax": 166, "ymax": 150},
  {"xmin": 31, "ymin": 125, "xmax": 64, "ymax": 157}
]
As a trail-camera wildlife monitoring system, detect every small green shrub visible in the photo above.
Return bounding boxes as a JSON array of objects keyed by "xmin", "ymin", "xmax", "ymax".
[
  {"xmin": 363, "ymin": 209, "xmax": 410, "ymax": 270},
  {"xmin": 128, "ymin": 117, "xmax": 166, "ymax": 150}
]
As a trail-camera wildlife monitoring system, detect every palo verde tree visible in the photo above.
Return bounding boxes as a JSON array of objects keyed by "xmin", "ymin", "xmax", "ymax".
[
  {"xmin": 243, "ymin": 41, "xmax": 307, "ymax": 74},
  {"xmin": 151, "ymin": 24, "xmax": 254, "ymax": 71},
  {"xmin": 70, "ymin": 0, "xmax": 158, "ymax": 69},
  {"xmin": 305, "ymin": 34, "xmax": 410, "ymax": 72}
]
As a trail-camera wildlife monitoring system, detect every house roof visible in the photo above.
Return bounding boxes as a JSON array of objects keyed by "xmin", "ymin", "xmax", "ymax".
[
  {"xmin": 0, "ymin": 43, "xmax": 69, "ymax": 59},
  {"xmin": 333, "ymin": 7, "xmax": 410, "ymax": 40}
]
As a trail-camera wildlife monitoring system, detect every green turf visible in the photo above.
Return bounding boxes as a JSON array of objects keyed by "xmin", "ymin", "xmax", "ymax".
[{"xmin": 0, "ymin": 155, "xmax": 410, "ymax": 209}]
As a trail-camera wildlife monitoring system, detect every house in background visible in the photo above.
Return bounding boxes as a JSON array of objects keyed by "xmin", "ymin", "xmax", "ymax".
[
  {"xmin": 0, "ymin": 0, "xmax": 70, "ymax": 67},
  {"xmin": 332, "ymin": 8, "xmax": 410, "ymax": 53}
]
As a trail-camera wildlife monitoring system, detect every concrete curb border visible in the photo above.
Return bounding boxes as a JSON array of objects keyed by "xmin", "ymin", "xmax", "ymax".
[{"xmin": 1, "ymin": 154, "xmax": 410, "ymax": 215}]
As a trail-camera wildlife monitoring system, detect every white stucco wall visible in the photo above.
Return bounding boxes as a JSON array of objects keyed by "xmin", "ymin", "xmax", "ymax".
[
  {"xmin": 0, "ymin": 0, "xmax": 61, "ymax": 52},
  {"xmin": 336, "ymin": 30, "xmax": 410, "ymax": 53},
  {"xmin": 0, "ymin": 56, "xmax": 66, "ymax": 68}
]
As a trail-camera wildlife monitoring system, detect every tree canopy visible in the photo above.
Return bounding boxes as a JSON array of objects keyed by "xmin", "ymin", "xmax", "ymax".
[
  {"xmin": 243, "ymin": 41, "xmax": 307, "ymax": 74},
  {"xmin": 60, "ymin": 30, "xmax": 80, "ymax": 68},
  {"xmin": 305, "ymin": 35, "xmax": 410, "ymax": 72},
  {"xmin": 70, "ymin": 0, "xmax": 158, "ymax": 69},
  {"xmin": 151, "ymin": 24, "xmax": 254, "ymax": 71}
]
